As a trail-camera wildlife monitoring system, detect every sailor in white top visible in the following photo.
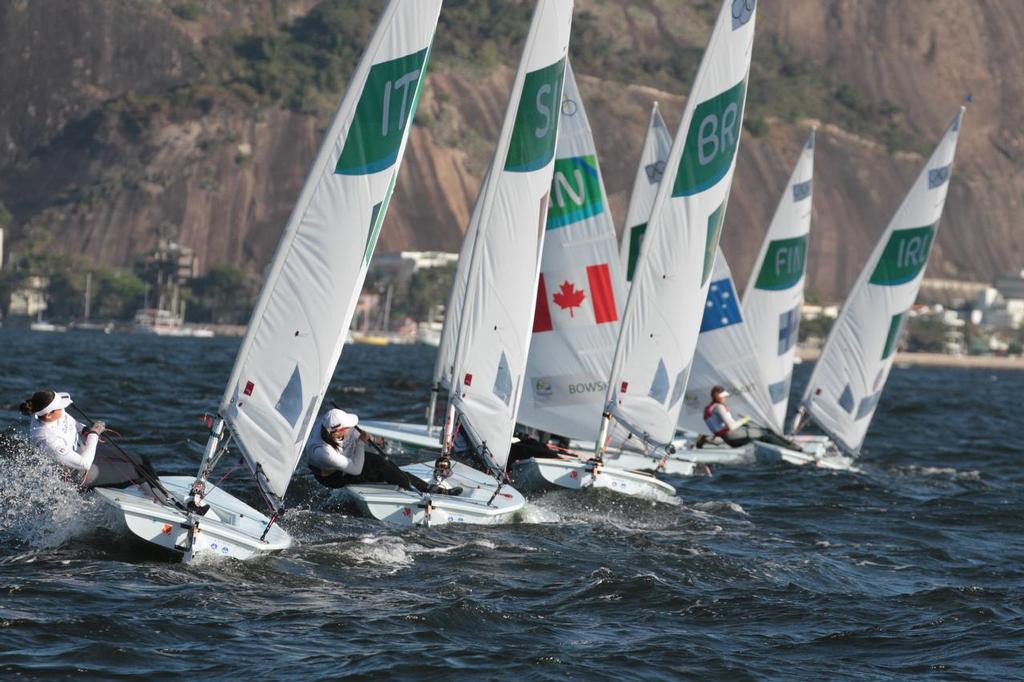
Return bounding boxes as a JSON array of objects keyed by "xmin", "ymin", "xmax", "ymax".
[
  {"xmin": 20, "ymin": 390, "xmax": 105, "ymax": 472},
  {"xmin": 307, "ymin": 408, "xmax": 461, "ymax": 496}
]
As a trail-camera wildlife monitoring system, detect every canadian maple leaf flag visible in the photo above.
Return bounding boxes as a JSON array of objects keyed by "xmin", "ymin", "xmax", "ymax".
[{"xmin": 534, "ymin": 263, "xmax": 617, "ymax": 332}]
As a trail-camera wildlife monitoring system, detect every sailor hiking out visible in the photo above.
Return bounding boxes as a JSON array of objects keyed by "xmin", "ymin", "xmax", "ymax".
[
  {"xmin": 703, "ymin": 385, "xmax": 795, "ymax": 449},
  {"xmin": 307, "ymin": 409, "xmax": 462, "ymax": 496}
]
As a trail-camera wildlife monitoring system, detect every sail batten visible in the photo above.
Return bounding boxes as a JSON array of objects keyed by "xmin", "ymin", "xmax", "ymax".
[
  {"xmin": 447, "ymin": 0, "xmax": 574, "ymax": 471},
  {"xmin": 601, "ymin": 0, "xmax": 756, "ymax": 449},
  {"xmin": 800, "ymin": 108, "xmax": 965, "ymax": 454},
  {"xmin": 217, "ymin": 1, "xmax": 443, "ymax": 502}
]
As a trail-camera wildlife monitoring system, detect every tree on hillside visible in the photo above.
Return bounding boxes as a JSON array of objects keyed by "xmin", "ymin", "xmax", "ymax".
[
  {"xmin": 94, "ymin": 271, "xmax": 147, "ymax": 320},
  {"xmin": 187, "ymin": 265, "xmax": 258, "ymax": 324}
]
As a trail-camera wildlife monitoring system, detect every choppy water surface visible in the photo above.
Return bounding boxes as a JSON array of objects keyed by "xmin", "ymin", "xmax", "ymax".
[{"xmin": 1, "ymin": 328, "xmax": 1022, "ymax": 678}]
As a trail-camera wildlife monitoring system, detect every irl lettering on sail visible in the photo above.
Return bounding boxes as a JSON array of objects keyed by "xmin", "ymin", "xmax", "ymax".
[
  {"xmin": 505, "ymin": 58, "xmax": 566, "ymax": 173},
  {"xmin": 335, "ymin": 48, "xmax": 430, "ymax": 176},
  {"xmin": 673, "ymin": 79, "xmax": 747, "ymax": 198},
  {"xmin": 869, "ymin": 225, "xmax": 936, "ymax": 286}
]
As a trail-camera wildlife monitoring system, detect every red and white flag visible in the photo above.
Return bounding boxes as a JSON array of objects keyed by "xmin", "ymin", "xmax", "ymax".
[{"xmin": 534, "ymin": 263, "xmax": 618, "ymax": 332}]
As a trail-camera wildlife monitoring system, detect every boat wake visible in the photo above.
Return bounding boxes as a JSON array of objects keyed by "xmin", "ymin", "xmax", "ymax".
[{"xmin": 0, "ymin": 431, "xmax": 113, "ymax": 550}]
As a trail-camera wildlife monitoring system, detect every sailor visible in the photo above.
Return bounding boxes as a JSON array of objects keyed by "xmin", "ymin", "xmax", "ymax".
[
  {"xmin": 307, "ymin": 409, "xmax": 461, "ymax": 496},
  {"xmin": 703, "ymin": 385, "xmax": 794, "ymax": 448},
  {"xmin": 20, "ymin": 389, "xmax": 105, "ymax": 472}
]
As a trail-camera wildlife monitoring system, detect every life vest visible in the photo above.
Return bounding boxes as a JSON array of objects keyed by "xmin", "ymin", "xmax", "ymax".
[{"xmin": 703, "ymin": 402, "xmax": 730, "ymax": 437}]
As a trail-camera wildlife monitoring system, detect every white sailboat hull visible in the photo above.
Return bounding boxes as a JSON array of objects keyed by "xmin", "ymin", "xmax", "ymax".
[
  {"xmin": 511, "ymin": 456, "xmax": 676, "ymax": 499},
  {"xmin": 94, "ymin": 476, "xmax": 292, "ymax": 560},
  {"xmin": 358, "ymin": 420, "xmax": 442, "ymax": 451},
  {"xmin": 753, "ymin": 441, "xmax": 858, "ymax": 471},
  {"xmin": 342, "ymin": 461, "xmax": 525, "ymax": 526}
]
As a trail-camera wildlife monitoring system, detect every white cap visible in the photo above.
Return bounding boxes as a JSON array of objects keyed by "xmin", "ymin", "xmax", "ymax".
[
  {"xmin": 322, "ymin": 408, "xmax": 358, "ymax": 430},
  {"xmin": 35, "ymin": 391, "xmax": 72, "ymax": 418},
  {"xmin": 720, "ymin": 390, "xmax": 730, "ymax": 398}
]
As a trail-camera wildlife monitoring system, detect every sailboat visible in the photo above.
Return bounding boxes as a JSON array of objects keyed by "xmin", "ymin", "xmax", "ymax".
[
  {"xmin": 792, "ymin": 107, "xmax": 966, "ymax": 455},
  {"xmin": 94, "ymin": 0, "xmax": 443, "ymax": 560},
  {"xmin": 507, "ymin": 61, "xmax": 680, "ymax": 498},
  {"xmin": 591, "ymin": 0, "xmax": 756, "ymax": 477},
  {"xmin": 669, "ymin": 130, "xmax": 836, "ymax": 467},
  {"xmin": 344, "ymin": 0, "xmax": 574, "ymax": 526}
]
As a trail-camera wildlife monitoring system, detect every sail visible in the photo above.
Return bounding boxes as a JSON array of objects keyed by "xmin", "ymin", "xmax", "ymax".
[
  {"xmin": 448, "ymin": 0, "xmax": 573, "ymax": 470},
  {"xmin": 800, "ymin": 108, "xmax": 965, "ymax": 454},
  {"xmin": 601, "ymin": 0, "xmax": 756, "ymax": 449},
  {"xmin": 218, "ymin": 1, "xmax": 443, "ymax": 502},
  {"xmin": 519, "ymin": 60, "xmax": 626, "ymax": 442},
  {"xmin": 741, "ymin": 129, "xmax": 815, "ymax": 428},
  {"xmin": 677, "ymin": 248, "xmax": 780, "ymax": 434},
  {"xmin": 620, "ymin": 103, "xmax": 672, "ymax": 284}
]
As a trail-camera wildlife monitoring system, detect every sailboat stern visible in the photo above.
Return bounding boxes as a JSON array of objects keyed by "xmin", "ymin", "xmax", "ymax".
[{"xmin": 511, "ymin": 456, "xmax": 676, "ymax": 499}]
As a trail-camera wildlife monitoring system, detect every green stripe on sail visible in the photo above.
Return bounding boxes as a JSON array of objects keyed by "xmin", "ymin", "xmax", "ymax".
[
  {"xmin": 363, "ymin": 170, "xmax": 398, "ymax": 266},
  {"xmin": 625, "ymin": 223, "xmax": 647, "ymax": 283},
  {"xmin": 547, "ymin": 155, "xmax": 604, "ymax": 229},
  {"xmin": 869, "ymin": 225, "xmax": 935, "ymax": 286},
  {"xmin": 336, "ymin": 47, "xmax": 430, "ymax": 176},
  {"xmin": 882, "ymin": 311, "xmax": 906, "ymax": 360},
  {"xmin": 505, "ymin": 58, "xmax": 566, "ymax": 173},
  {"xmin": 673, "ymin": 78, "xmax": 747, "ymax": 198},
  {"xmin": 703, "ymin": 201, "xmax": 726, "ymax": 285},
  {"xmin": 755, "ymin": 235, "xmax": 808, "ymax": 290}
]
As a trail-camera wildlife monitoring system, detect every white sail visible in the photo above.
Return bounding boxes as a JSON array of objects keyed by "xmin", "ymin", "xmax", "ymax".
[
  {"xmin": 799, "ymin": 108, "xmax": 965, "ymax": 454},
  {"xmin": 600, "ymin": 0, "xmax": 756, "ymax": 449},
  {"xmin": 519, "ymin": 60, "xmax": 626, "ymax": 442},
  {"xmin": 447, "ymin": 0, "xmax": 574, "ymax": 471},
  {"xmin": 620, "ymin": 103, "xmax": 672, "ymax": 284},
  {"xmin": 218, "ymin": 1, "xmax": 443, "ymax": 503},
  {"xmin": 741, "ymin": 129, "xmax": 815, "ymax": 428},
  {"xmin": 677, "ymin": 247, "xmax": 780, "ymax": 433}
]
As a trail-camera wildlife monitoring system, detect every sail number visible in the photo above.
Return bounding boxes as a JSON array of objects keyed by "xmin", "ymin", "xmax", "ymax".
[
  {"xmin": 673, "ymin": 79, "xmax": 747, "ymax": 197},
  {"xmin": 505, "ymin": 58, "xmax": 566, "ymax": 173},
  {"xmin": 546, "ymin": 155, "xmax": 605, "ymax": 229},
  {"xmin": 754, "ymin": 235, "xmax": 808, "ymax": 290},
  {"xmin": 869, "ymin": 225, "xmax": 936, "ymax": 286},
  {"xmin": 335, "ymin": 48, "xmax": 429, "ymax": 176}
]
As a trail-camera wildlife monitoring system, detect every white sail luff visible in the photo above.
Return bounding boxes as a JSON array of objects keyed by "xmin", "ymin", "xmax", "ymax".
[
  {"xmin": 217, "ymin": 1, "xmax": 443, "ymax": 501},
  {"xmin": 518, "ymin": 60, "xmax": 626, "ymax": 442},
  {"xmin": 741, "ymin": 128, "xmax": 815, "ymax": 428},
  {"xmin": 620, "ymin": 102, "xmax": 672, "ymax": 284},
  {"xmin": 601, "ymin": 0, "xmax": 756, "ymax": 448},
  {"xmin": 447, "ymin": 0, "xmax": 574, "ymax": 470},
  {"xmin": 801, "ymin": 107, "xmax": 965, "ymax": 454}
]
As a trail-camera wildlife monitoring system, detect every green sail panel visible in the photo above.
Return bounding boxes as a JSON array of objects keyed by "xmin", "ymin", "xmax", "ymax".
[
  {"xmin": 702, "ymin": 201, "xmax": 726, "ymax": 285},
  {"xmin": 504, "ymin": 58, "xmax": 566, "ymax": 173},
  {"xmin": 546, "ymin": 155, "xmax": 605, "ymax": 229},
  {"xmin": 673, "ymin": 78, "xmax": 747, "ymax": 198},
  {"xmin": 868, "ymin": 225, "xmax": 936, "ymax": 286},
  {"xmin": 754, "ymin": 234, "xmax": 808, "ymax": 290},
  {"xmin": 625, "ymin": 223, "xmax": 647, "ymax": 283},
  {"xmin": 335, "ymin": 47, "xmax": 430, "ymax": 176}
]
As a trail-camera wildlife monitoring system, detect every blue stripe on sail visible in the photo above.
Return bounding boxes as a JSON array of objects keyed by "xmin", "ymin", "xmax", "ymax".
[
  {"xmin": 335, "ymin": 152, "xmax": 400, "ymax": 176},
  {"xmin": 546, "ymin": 200, "xmax": 605, "ymax": 230},
  {"xmin": 700, "ymin": 278, "xmax": 742, "ymax": 332},
  {"xmin": 792, "ymin": 179, "xmax": 812, "ymax": 202},
  {"xmin": 275, "ymin": 365, "xmax": 303, "ymax": 428},
  {"xmin": 493, "ymin": 351, "xmax": 512, "ymax": 406},
  {"xmin": 928, "ymin": 165, "xmax": 950, "ymax": 189}
]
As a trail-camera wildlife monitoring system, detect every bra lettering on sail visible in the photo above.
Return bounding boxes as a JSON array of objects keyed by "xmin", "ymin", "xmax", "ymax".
[{"xmin": 673, "ymin": 78, "xmax": 747, "ymax": 197}]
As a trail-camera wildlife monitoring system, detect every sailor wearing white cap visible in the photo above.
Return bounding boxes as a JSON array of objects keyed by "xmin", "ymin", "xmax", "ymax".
[
  {"xmin": 306, "ymin": 408, "xmax": 461, "ymax": 496},
  {"xmin": 702, "ymin": 385, "xmax": 794, "ymax": 448},
  {"xmin": 20, "ymin": 389, "xmax": 106, "ymax": 472}
]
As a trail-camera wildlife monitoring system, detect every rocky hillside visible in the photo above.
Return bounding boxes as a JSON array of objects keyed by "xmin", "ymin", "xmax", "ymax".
[{"xmin": 0, "ymin": 0, "xmax": 1021, "ymax": 301}]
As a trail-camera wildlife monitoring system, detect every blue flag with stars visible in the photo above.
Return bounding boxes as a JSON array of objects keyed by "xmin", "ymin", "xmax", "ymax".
[{"xmin": 700, "ymin": 278, "xmax": 742, "ymax": 332}]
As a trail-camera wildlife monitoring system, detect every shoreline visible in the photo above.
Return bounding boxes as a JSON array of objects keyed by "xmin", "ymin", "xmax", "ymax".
[{"xmin": 796, "ymin": 347, "xmax": 1024, "ymax": 370}]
